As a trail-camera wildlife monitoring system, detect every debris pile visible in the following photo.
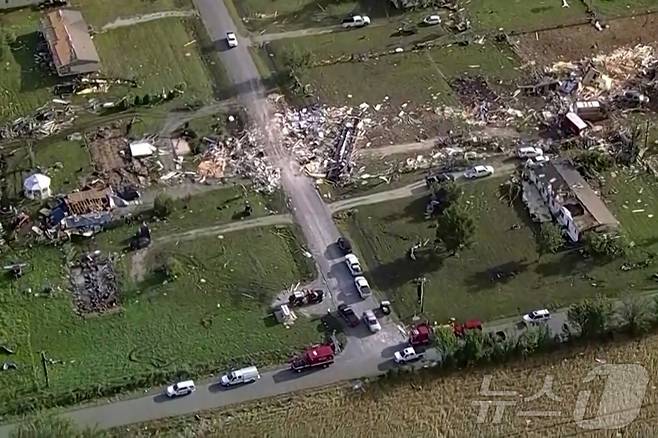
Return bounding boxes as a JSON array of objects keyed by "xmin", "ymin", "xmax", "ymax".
[
  {"xmin": 69, "ymin": 251, "xmax": 118, "ymax": 315},
  {"xmin": 270, "ymin": 98, "xmax": 367, "ymax": 181},
  {"xmin": 0, "ymin": 103, "xmax": 76, "ymax": 140}
]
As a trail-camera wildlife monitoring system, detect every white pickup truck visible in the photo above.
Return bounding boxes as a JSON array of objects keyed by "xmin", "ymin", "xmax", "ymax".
[
  {"xmin": 342, "ymin": 15, "xmax": 371, "ymax": 28},
  {"xmin": 394, "ymin": 347, "xmax": 424, "ymax": 364}
]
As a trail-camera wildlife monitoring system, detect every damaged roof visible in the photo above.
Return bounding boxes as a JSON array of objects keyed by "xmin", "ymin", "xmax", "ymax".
[
  {"xmin": 65, "ymin": 188, "xmax": 113, "ymax": 215},
  {"xmin": 531, "ymin": 159, "xmax": 619, "ymax": 232},
  {"xmin": 40, "ymin": 9, "xmax": 100, "ymax": 76}
]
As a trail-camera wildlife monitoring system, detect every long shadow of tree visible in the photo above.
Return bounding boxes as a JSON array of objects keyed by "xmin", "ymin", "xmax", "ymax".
[
  {"xmin": 464, "ymin": 258, "xmax": 533, "ymax": 293},
  {"xmin": 8, "ymin": 32, "xmax": 59, "ymax": 93},
  {"xmin": 368, "ymin": 248, "xmax": 444, "ymax": 292}
]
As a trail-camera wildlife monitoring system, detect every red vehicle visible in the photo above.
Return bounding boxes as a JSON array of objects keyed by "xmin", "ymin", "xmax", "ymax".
[
  {"xmin": 409, "ymin": 322, "xmax": 433, "ymax": 346},
  {"xmin": 452, "ymin": 319, "xmax": 483, "ymax": 337},
  {"xmin": 290, "ymin": 343, "xmax": 335, "ymax": 373}
]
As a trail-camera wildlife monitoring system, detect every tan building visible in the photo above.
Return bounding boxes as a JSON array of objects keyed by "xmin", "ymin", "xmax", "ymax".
[{"xmin": 40, "ymin": 9, "xmax": 100, "ymax": 76}]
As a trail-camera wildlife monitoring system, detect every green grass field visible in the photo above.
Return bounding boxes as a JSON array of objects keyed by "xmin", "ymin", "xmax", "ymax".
[
  {"xmin": 71, "ymin": 0, "xmax": 193, "ymax": 28},
  {"xmin": 590, "ymin": 0, "xmax": 658, "ymax": 17},
  {"xmin": 228, "ymin": 0, "xmax": 393, "ymax": 32},
  {"xmin": 0, "ymin": 226, "xmax": 319, "ymax": 415},
  {"xmin": 33, "ymin": 139, "xmax": 92, "ymax": 194},
  {"xmin": 0, "ymin": 10, "xmax": 57, "ymax": 122},
  {"xmin": 293, "ymin": 41, "xmax": 519, "ymax": 108},
  {"xmin": 339, "ymin": 175, "xmax": 658, "ymax": 323},
  {"xmin": 93, "ymin": 18, "xmax": 217, "ymax": 102},
  {"xmin": 467, "ymin": 0, "xmax": 589, "ymax": 32}
]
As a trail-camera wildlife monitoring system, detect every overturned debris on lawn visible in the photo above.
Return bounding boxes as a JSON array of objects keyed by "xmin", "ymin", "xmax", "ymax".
[
  {"xmin": 0, "ymin": 102, "xmax": 76, "ymax": 140},
  {"xmin": 69, "ymin": 251, "xmax": 119, "ymax": 315}
]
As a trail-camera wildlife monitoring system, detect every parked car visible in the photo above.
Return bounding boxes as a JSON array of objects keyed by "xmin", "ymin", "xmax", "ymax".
[
  {"xmin": 226, "ymin": 32, "xmax": 238, "ymax": 48},
  {"xmin": 425, "ymin": 172, "xmax": 455, "ymax": 187},
  {"xmin": 516, "ymin": 146, "xmax": 543, "ymax": 159},
  {"xmin": 344, "ymin": 254, "xmax": 363, "ymax": 276},
  {"xmin": 342, "ymin": 15, "xmax": 370, "ymax": 28},
  {"xmin": 165, "ymin": 380, "xmax": 195, "ymax": 397},
  {"xmin": 354, "ymin": 276, "xmax": 371, "ymax": 299},
  {"xmin": 338, "ymin": 303, "xmax": 360, "ymax": 327},
  {"xmin": 523, "ymin": 309, "xmax": 551, "ymax": 324},
  {"xmin": 423, "ymin": 15, "xmax": 441, "ymax": 25},
  {"xmin": 220, "ymin": 366, "xmax": 260, "ymax": 386},
  {"xmin": 464, "ymin": 165, "xmax": 494, "ymax": 179},
  {"xmin": 363, "ymin": 310, "xmax": 381, "ymax": 332},
  {"xmin": 337, "ymin": 236, "xmax": 352, "ymax": 254},
  {"xmin": 394, "ymin": 346, "xmax": 424, "ymax": 364}
]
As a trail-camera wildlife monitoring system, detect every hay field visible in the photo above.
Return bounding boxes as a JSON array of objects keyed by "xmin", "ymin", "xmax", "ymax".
[{"xmin": 129, "ymin": 334, "xmax": 658, "ymax": 437}]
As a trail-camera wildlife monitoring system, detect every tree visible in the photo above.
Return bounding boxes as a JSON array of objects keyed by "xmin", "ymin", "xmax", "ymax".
[
  {"xmin": 575, "ymin": 150, "xmax": 613, "ymax": 177},
  {"xmin": 536, "ymin": 222, "xmax": 564, "ymax": 259},
  {"xmin": 162, "ymin": 256, "xmax": 185, "ymax": 281},
  {"xmin": 430, "ymin": 180, "xmax": 462, "ymax": 210},
  {"xmin": 12, "ymin": 415, "xmax": 107, "ymax": 438},
  {"xmin": 455, "ymin": 329, "xmax": 486, "ymax": 365},
  {"xmin": 435, "ymin": 200, "xmax": 476, "ymax": 256},
  {"xmin": 583, "ymin": 231, "xmax": 627, "ymax": 259},
  {"xmin": 282, "ymin": 47, "xmax": 313, "ymax": 75},
  {"xmin": 567, "ymin": 296, "xmax": 613, "ymax": 338},
  {"xmin": 618, "ymin": 293, "xmax": 654, "ymax": 336},
  {"xmin": 153, "ymin": 193, "xmax": 174, "ymax": 219},
  {"xmin": 433, "ymin": 325, "xmax": 459, "ymax": 365}
]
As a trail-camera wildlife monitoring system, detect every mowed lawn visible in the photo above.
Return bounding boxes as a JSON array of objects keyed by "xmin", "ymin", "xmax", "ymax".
[
  {"xmin": 0, "ymin": 226, "xmax": 319, "ymax": 414},
  {"xmin": 339, "ymin": 176, "xmax": 658, "ymax": 323},
  {"xmin": 294, "ymin": 42, "xmax": 520, "ymax": 108},
  {"xmin": 467, "ymin": 0, "xmax": 589, "ymax": 31},
  {"xmin": 33, "ymin": 139, "xmax": 91, "ymax": 194},
  {"xmin": 0, "ymin": 10, "xmax": 58, "ymax": 122},
  {"xmin": 70, "ymin": 0, "xmax": 193, "ymax": 28},
  {"xmin": 93, "ymin": 18, "xmax": 217, "ymax": 102},
  {"xmin": 590, "ymin": 0, "xmax": 658, "ymax": 16}
]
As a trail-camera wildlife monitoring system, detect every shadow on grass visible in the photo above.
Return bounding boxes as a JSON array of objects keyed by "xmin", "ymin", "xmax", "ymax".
[
  {"xmin": 464, "ymin": 258, "xmax": 533, "ymax": 293},
  {"xmin": 382, "ymin": 196, "xmax": 429, "ymax": 224},
  {"xmin": 369, "ymin": 249, "xmax": 444, "ymax": 292},
  {"xmin": 9, "ymin": 32, "xmax": 59, "ymax": 93},
  {"xmin": 263, "ymin": 314, "xmax": 278, "ymax": 328}
]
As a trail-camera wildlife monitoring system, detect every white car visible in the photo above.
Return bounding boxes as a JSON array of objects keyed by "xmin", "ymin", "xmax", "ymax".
[
  {"xmin": 363, "ymin": 310, "xmax": 381, "ymax": 332},
  {"xmin": 165, "ymin": 380, "xmax": 195, "ymax": 397},
  {"xmin": 394, "ymin": 346, "xmax": 424, "ymax": 364},
  {"xmin": 344, "ymin": 254, "xmax": 363, "ymax": 276},
  {"xmin": 464, "ymin": 165, "xmax": 494, "ymax": 179},
  {"xmin": 516, "ymin": 146, "xmax": 543, "ymax": 159},
  {"xmin": 354, "ymin": 276, "xmax": 371, "ymax": 299},
  {"xmin": 342, "ymin": 15, "xmax": 371, "ymax": 28},
  {"xmin": 226, "ymin": 32, "xmax": 238, "ymax": 48},
  {"xmin": 423, "ymin": 15, "xmax": 441, "ymax": 25},
  {"xmin": 523, "ymin": 309, "xmax": 551, "ymax": 324}
]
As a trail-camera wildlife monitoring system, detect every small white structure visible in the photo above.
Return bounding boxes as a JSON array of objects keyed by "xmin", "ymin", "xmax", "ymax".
[
  {"xmin": 129, "ymin": 141, "xmax": 156, "ymax": 158},
  {"xmin": 23, "ymin": 173, "xmax": 52, "ymax": 200}
]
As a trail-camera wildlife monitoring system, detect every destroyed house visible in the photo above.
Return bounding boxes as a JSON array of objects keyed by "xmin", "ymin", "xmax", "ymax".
[
  {"xmin": 65, "ymin": 188, "xmax": 114, "ymax": 215},
  {"xmin": 525, "ymin": 159, "xmax": 619, "ymax": 242},
  {"xmin": 40, "ymin": 9, "xmax": 100, "ymax": 76}
]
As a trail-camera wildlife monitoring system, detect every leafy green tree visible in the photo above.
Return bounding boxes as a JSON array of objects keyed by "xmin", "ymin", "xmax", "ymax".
[
  {"xmin": 435, "ymin": 200, "xmax": 476, "ymax": 256},
  {"xmin": 153, "ymin": 193, "xmax": 174, "ymax": 219},
  {"xmin": 567, "ymin": 296, "xmax": 613, "ymax": 338},
  {"xmin": 583, "ymin": 231, "xmax": 628, "ymax": 259},
  {"xmin": 537, "ymin": 222, "xmax": 564, "ymax": 259},
  {"xmin": 433, "ymin": 325, "xmax": 459, "ymax": 365},
  {"xmin": 455, "ymin": 329, "xmax": 486, "ymax": 365},
  {"xmin": 618, "ymin": 293, "xmax": 654, "ymax": 336},
  {"xmin": 575, "ymin": 150, "xmax": 613, "ymax": 176},
  {"xmin": 282, "ymin": 47, "xmax": 313, "ymax": 75},
  {"xmin": 430, "ymin": 180, "xmax": 462, "ymax": 210}
]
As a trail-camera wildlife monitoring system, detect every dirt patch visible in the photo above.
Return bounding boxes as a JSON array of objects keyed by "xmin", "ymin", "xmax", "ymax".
[{"xmin": 516, "ymin": 14, "xmax": 658, "ymax": 65}]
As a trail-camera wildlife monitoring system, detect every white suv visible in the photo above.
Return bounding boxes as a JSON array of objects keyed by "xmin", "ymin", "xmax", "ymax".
[
  {"xmin": 354, "ymin": 276, "xmax": 371, "ymax": 299},
  {"xmin": 523, "ymin": 309, "xmax": 550, "ymax": 324},
  {"xmin": 344, "ymin": 254, "xmax": 363, "ymax": 276}
]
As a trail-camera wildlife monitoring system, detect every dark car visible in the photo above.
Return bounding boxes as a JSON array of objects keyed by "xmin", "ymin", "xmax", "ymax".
[
  {"xmin": 338, "ymin": 304, "xmax": 360, "ymax": 327},
  {"xmin": 425, "ymin": 172, "xmax": 455, "ymax": 187},
  {"xmin": 337, "ymin": 237, "xmax": 352, "ymax": 254}
]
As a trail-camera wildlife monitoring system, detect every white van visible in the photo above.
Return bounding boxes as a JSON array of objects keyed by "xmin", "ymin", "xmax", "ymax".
[
  {"xmin": 516, "ymin": 146, "xmax": 543, "ymax": 159},
  {"xmin": 220, "ymin": 366, "xmax": 260, "ymax": 386},
  {"xmin": 165, "ymin": 380, "xmax": 195, "ymax": 397}
]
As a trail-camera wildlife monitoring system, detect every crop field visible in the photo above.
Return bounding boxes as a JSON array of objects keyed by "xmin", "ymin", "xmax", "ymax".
[
  {"xmin": 124, "ymin": 332, "xmax": 658, "ymax": 436},
  {"xmin": 0, "ymin": 226, "xmax": 319, "ymax": 416},
  {"xmin": 338, "ymin": 175, "xmax": 658, "ymax": 323},
  {"xmin": 93, "ymin": 18, "xmax": 217, "ymax": 102},
  {"xmin": 0, "ymin": 10, "xmax": 57, "ymax": 122},
  {"xmin": 70, "ymin": 0, "xmax": 194, "ymax": 28}
]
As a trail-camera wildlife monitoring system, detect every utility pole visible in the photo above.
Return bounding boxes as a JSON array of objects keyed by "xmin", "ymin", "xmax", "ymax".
[{"xmin": 416, "ymin": 276, "xmax": 427, "ymax": 315}]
